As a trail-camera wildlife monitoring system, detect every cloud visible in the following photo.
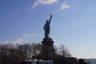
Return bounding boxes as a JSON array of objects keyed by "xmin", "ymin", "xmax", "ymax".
[
  {"xmin": 32, "ymin": 0, "xmax": 58, "ymax": 8},
  {"xmin": 32, "ymin": 0, "xmax": 73, "ymax": 10},
  {"xmin": 0, "ymin": 33, "xmax": 38, "ymax": 45},
  {"xmin": 60, "ymin": 0, "xmax": 71, "ymax": 10},
  {"xmin": 1, "ymin": 38, "xmax": 26, "ymax": 45},
  {"xmin": 23, "ymin": 33, "xmax": 38, "ymax": 38}
]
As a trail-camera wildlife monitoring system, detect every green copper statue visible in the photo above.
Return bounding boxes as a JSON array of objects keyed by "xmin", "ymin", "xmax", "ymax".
[{"xmin": 44, "ymin": 14, "xmax": 52, "ymax": 39}]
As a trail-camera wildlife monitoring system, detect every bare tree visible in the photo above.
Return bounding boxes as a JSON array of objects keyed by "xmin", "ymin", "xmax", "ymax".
[
  {"xmin": 55, "ymin": 44, "xmax": 71, "ymax": 57},
  {"xmin": 0, "ymin": 43, "xmax": 42, "ymax": 64},
  {"xmin": 31, "ymin": 43, "xmax": 42, "ymax": 59},
  {"xmin": 0, "ymin": 44, "xmax": 27, "ymax": 64}
]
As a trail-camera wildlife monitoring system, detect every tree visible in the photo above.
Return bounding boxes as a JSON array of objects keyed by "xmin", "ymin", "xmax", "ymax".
[
  {"xmin": 0, "ymin": 43, "xmax": 42, "ymax": 64},
  {"xmin": 55, "ymin": 44, "xmax": 71, "ymax": 57},
  {"xmin": 0, "ymin": 44, "xmax": 27, "ymax": 64}
]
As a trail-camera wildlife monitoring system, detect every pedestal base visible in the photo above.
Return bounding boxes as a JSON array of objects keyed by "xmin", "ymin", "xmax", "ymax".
[{"xmin": 41, "ymin": 38, "xmax": 55, "ymax": 60}]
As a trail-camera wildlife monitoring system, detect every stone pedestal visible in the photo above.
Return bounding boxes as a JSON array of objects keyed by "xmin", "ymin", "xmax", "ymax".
[{"xmin": 41, "ymin": 38, "xmax": 55, "ymax": 60}]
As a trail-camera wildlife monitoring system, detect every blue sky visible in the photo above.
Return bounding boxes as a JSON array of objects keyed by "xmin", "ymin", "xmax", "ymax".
[{"xmin": 0, "ymin": 0, "xmax": 96, "ymax": 58}]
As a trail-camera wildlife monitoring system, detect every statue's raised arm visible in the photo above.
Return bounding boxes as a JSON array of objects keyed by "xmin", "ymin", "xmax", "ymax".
[{"xmin": 48, "ymin": 14, "xmax": 52, "ymax": 24}]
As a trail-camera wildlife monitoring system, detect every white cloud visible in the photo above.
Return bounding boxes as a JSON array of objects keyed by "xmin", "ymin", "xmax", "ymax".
[
  {"xmin": 32, "ymin": 0, "xmax": 72, "ymax": 10},
  {"xmin": 60, "ymin": 0, "xmax": 71, "ymax": 10},
  {"xmin": 32, "ymin": 0, "xmax": 58, "ymax": 8},
  {"xmin": 0, "ymin": 33, "xmax": 38, "ymax": 45},
  {"xmin": 2, "ymin": 38, "xmax": 26, "ymax": 45},
  {"xmin": 23, "ymin": 33, "xmax": 37, "ymax": 38}
]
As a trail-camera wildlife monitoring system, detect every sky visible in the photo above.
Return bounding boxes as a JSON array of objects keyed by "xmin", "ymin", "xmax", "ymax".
[{"xmin": 0, "ymin": 0, "xmax": 96, "ymax": 58}]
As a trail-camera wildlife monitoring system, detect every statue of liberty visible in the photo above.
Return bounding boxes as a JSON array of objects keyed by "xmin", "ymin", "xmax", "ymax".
[{"xmin": 44, "ymin": 14, "xmax": 52, "ymax": 39}]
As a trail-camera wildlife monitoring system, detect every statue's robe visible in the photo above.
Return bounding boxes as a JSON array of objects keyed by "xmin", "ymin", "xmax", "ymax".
[{"xmin": 44, "ymin": 21, "xmax": 50, "ymax": 38}]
